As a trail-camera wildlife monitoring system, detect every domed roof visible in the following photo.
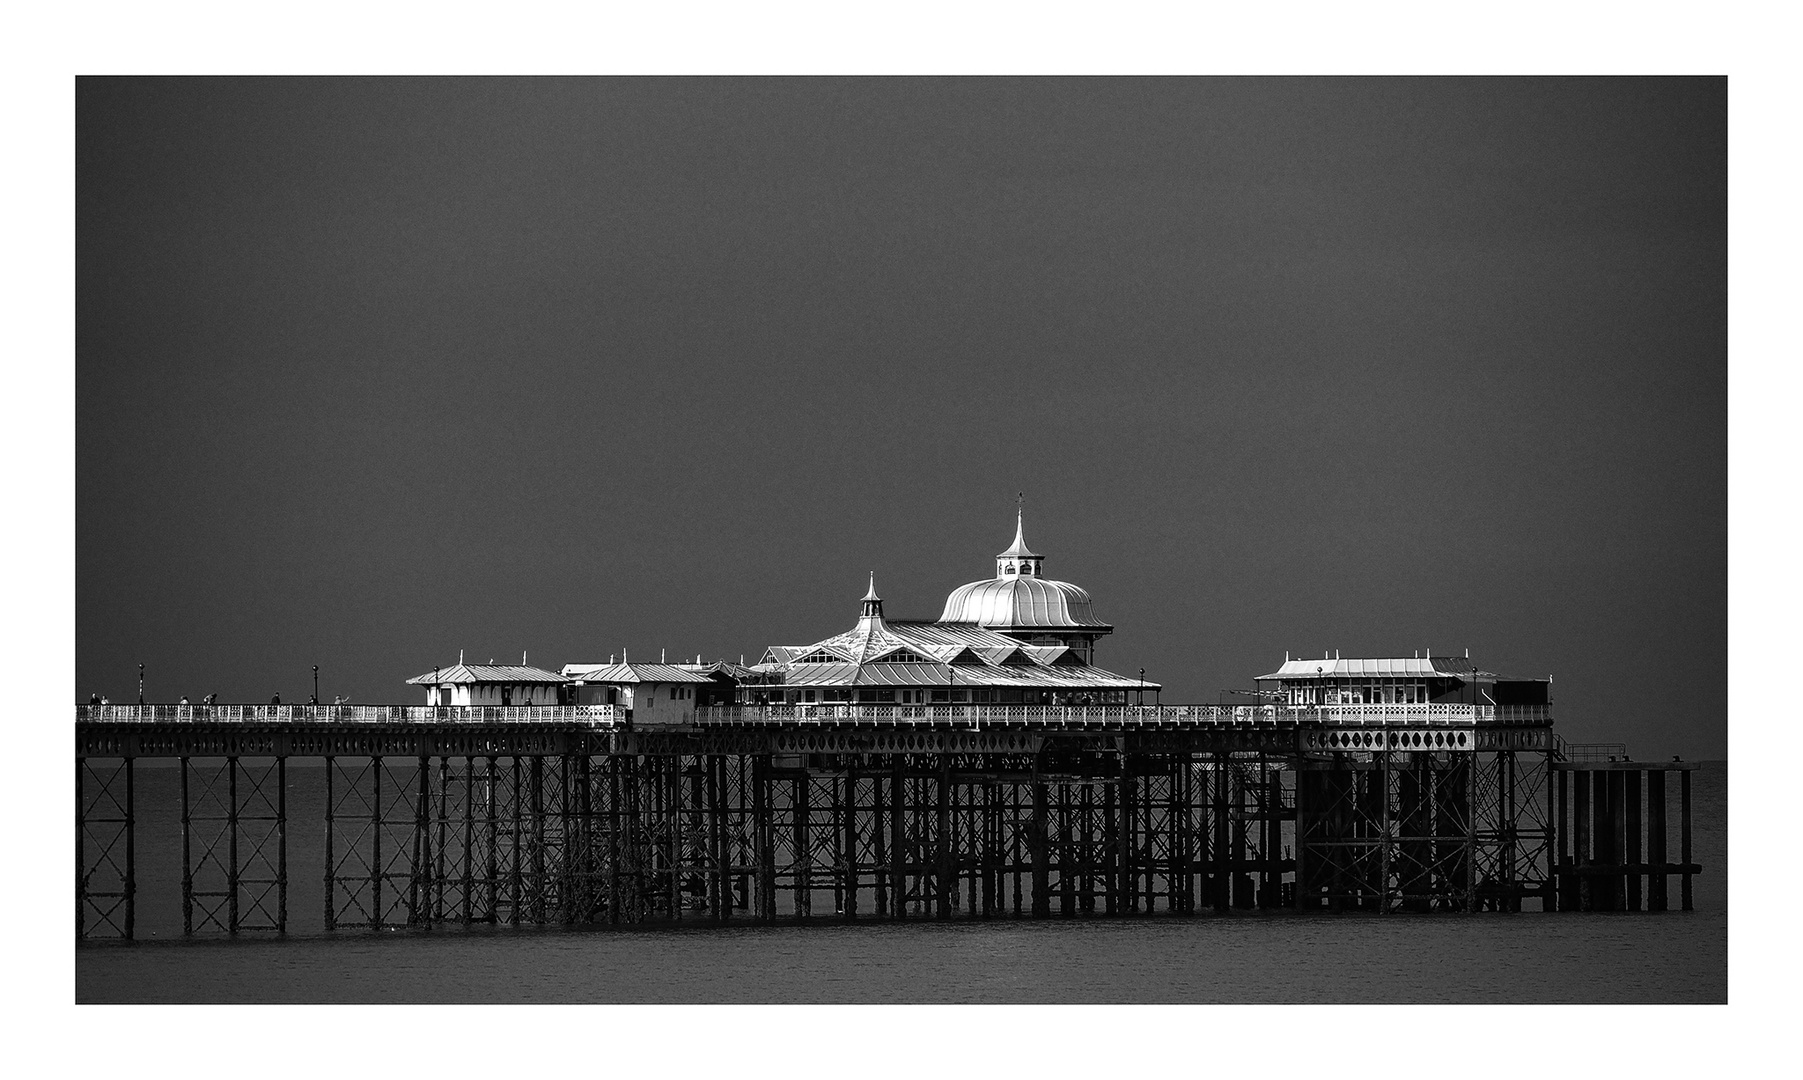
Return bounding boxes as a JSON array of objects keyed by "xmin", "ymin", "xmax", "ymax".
[{"xmin": 939, "ymin": 575, "xmax": 1111, "ymax": 629}]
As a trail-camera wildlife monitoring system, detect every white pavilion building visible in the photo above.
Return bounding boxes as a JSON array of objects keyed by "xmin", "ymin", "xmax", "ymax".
[{"xmin": 740, "ymin": 514, "xmax": 1158, "ymax": 708}]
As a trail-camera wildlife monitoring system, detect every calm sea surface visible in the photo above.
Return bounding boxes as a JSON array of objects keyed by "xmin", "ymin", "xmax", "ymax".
[{"xmin": 76, "ymin": 761, "xmax": 1727, "ymax": 1004}]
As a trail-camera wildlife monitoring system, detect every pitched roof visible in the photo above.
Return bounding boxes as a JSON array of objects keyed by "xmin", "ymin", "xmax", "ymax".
[
  {"xmin": 406, "ymin": 664, "xmax": 567, "ymax": 685},
  {"xmin": 1254, "ymin": 656, "xmax": 1514, "ymax": 681},
  {"xmin": 561, "ymin": 662, "xmax": 714, "ymax": 684},
  {"xmin": 759, "ymin": 616, "xmax": 1158, "ymax": 690},
  {"xmin": 682, "ymin": 661, "xmax": 759, "ymax": 680},
  {"xmin": 771, "ymin": 659, "xmax": 1157, "ymax": 690}
]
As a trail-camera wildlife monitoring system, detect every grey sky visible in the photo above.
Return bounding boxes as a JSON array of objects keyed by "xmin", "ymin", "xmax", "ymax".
[{"xmin": 77, "ymin": 77, "xmax": 1725, "ymax": 756}]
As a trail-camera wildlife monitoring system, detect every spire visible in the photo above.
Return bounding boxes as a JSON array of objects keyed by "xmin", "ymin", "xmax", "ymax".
[
  {"xmin": 996, "ymin": 497, "xmax": 1042, "ymax": 576},
  {"xmin": 860, "ymin": 572, "xmax": 884, "ymax": 621}
]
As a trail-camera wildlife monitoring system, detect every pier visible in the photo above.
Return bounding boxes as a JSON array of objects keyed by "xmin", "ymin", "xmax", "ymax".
[{"xmin": 75, "ymin": 704, "xmax": 1697, "ymax": 939}]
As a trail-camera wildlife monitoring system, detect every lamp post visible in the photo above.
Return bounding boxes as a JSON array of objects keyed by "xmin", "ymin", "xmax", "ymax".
[
  {"xmin": 312, "ymin": 665, "xmax": 320, "ymax": 705},
  {"xmin": 1138, "ymin": 668, "xmax": 1145, "ymax": 709},
  {"xmin": 138, "ymin": 663, "xmax": 144, "ymax": 706}
]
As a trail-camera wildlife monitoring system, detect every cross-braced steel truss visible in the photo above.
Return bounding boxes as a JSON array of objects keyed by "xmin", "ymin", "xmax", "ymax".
[
  {"xmin": 77, "ymin": 757, "xmax": 133, "ymax": 939},
  {"xmin": 1472, "ymin": 750, "xmax": 1555, "ymax": 911},
  {"xmin": 181, "ymin": 756, "xmax": 286, "ymax": 934},
  {"xmin": 79, "ymin": 740, "xmax": 1581, "ymax": 937},
  {"xmin": 1298, "ymin": 751, "xmax": 1476, "ymax": 912}
]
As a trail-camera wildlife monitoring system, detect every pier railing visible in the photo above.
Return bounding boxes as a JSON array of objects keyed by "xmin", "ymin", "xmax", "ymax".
[
  {"xmin": 74, "ymin": 702, "xmax": 1551, "ymax": 729},
  {"xmin": 1554, "ymin": 737, "xmax": 1631, "ymax": 762},
  {"xmin": 690, "ymin": 703, "xmax": 1550, "ymax": 727},
  {"xmin": 75, "ymin": 704, "xmax": 623, "ymax": 726}
]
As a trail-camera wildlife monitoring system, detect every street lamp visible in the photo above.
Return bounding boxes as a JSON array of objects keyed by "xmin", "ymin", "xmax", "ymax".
[
  {"xmin": 1138, "ymin": 668, "xmax": 1145, "ymax": 708},
  {"xmin": 312, "ymin": 665, "xmax": 320, "ymax": 705},
  {"xmin": 138, "ymin": 663, "xmax": 145, "ymax": 706}
]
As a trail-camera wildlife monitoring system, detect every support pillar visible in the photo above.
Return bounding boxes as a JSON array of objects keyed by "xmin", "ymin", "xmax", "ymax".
[
  {"xmin": 1118, "ymin": 753, "xmax": 1136, "ymax": 915},
  {"xmin": 1648, "ymin": 769, "xmax": 1668, "ymax": 912},
  {"xmin": 842, "ymin": 766, "xmax": 858, "ymax": 921},
  {"xmin": 1625, "ymin": 768, "xmax": 1643, "ymax": 911},
  {"xmin": 1214, "ymin": 754, "xmax": 1231, "ymax": 912},
  {"xmin": 890, "ymin": 757, "xmax": 906, "ymax": 919},
  {"xmin": 1673, "ymin": 768, "xmax": 1687, "ymax": 912},
  {"xmin": 181, "ymin": 757, "xmax": 193, "ymax": 935},
  {"xmin": 1030, "ymin": 777, "xmax": 1049, "ymax": 918},
  {"xmin": 944, "ymin": 753, "xmax": 959, "ymax": 919},
  {"xmin": 1573, "ymin": 770, "xmax": 1591, "ymax": 910}
]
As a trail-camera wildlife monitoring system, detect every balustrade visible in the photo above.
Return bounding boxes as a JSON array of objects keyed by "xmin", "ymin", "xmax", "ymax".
[
  {"xmin": 75, "ymin": 704, "xmax": 621, "ymax": 726},
  {"xmin": 74, "ymin": 701, "xmax": 1550, "ymax": 729}
]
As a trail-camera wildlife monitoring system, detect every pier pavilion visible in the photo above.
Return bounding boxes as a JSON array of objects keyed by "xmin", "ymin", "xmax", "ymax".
[
  {"xmin": 405, "ymin": 661, "xmax": 566, "ymax": 707},
  {"xmin": 1254, "ymin": 653, "xmax": 1552, "ymax": 710},
  {"xmin": 560, "ymin": 659, "xmax": 725, "ymax": 716},
  {"xmin": 737, "ymin": 514, "xmax": 1158, "ymax": 710}
]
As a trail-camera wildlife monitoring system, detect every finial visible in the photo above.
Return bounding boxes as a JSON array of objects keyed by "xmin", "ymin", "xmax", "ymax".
[
  {"xmin": 999, "ymin": 498, "xmax": 1040, "ymax": 561},
  {"xmin": 863, "ymin": 571, "xmax": 880, "ymax": 601}
]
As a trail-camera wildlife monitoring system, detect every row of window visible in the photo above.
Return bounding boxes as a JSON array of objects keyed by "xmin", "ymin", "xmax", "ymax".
[
  {"xmin": 741, "ymin": 688, "xmax": 1134, "ymax": 706},
  {"xmin": 797, "ymin": 648, "xmax": 942, "ymax": 664},
  {"xmin": 430, "ymin": 686, "xmax": 553, "ymax": 706},
  {"xmin": 1284, "ymin": 683, "xmax": 1434, "ymax": 705}
]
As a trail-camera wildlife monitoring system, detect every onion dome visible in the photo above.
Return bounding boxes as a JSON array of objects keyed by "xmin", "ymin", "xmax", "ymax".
[{"xmin": 939, "ymin": 512, "xmax": 1112, "ymax": 630}]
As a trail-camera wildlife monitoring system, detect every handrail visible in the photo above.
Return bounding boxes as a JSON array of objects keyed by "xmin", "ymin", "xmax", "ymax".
[
  {"xmin": 75, "ymin": 704, "xmax": 622, "ymax": 726},
  {"xmin": 75, "ymin": 702, "xmax": 1553, "ymax": 729},
  {"xmin": 686, "ymin": 703, "xmax": 1551, "ymax": 727},
  {"xmin": 1553, "ymin": 736, "xmax": 1630, "ymax": 763}
]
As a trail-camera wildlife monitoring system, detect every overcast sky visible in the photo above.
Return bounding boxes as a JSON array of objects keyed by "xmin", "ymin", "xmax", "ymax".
[{"xmin": 76, "ymin": 77, "xmax": 1725, "ymax": 757}]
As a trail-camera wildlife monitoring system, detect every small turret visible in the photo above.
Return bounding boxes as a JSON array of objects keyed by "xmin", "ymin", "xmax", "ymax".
[
  {"xmin": 859, "ymin": 572, "xmax": 885, "ymax": 624},
  {"xmin": 996, "ymin": 507, "xmax": 1043, "ymax": 578}
]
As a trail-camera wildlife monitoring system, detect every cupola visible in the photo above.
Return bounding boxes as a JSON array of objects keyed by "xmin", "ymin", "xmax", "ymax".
[
  {"xmin": 996, "ymin": 509, "xmax": 1043, "ymax": 578},
  {"xmin": 858, "ymin": 572, "xmax": 884, "ymax": 625}
]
